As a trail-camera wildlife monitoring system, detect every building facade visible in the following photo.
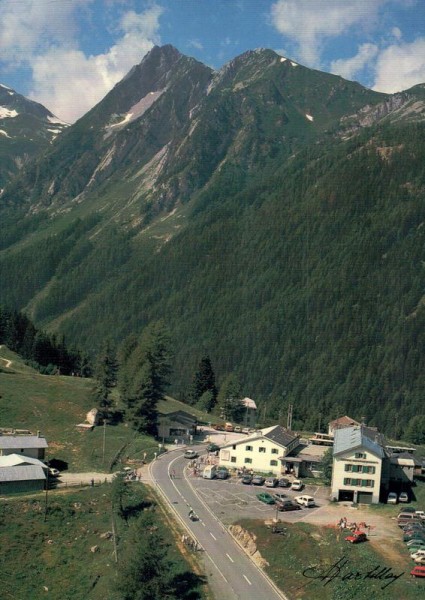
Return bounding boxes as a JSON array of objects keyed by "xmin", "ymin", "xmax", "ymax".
[{"xmin": 219, "ymin": 425, "xmax": 299, "ymax": 475}]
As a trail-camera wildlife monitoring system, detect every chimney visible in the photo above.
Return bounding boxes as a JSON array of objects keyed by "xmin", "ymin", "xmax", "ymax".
[{"xmin": 37, "ymin": 430, "xmax": 41, "ymax": 438}]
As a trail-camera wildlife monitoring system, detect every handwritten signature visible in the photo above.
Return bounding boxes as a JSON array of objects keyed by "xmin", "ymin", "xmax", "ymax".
[{"xmin": 302, "ymin": 557, "xmax": 404, "ymax": 590}]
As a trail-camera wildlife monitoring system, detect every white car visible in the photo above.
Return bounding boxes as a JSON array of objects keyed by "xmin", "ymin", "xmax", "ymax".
[
  {"xmin": 295, "ymin": 495, "xmax": 315, "ymax": 508},
  {"xmin": 387, "ymin": 492, "xmax": 398, "ymax": 504},
  {"xmin": 184, "ymin": 450, "xmax": 198, "ymax": 459},
  {"xmin": 291, "ymin": 479, "xmax": 304, "ymax": 491},
  {"xmin": 415, "ymin": 511, "xmax": 425, "ymax": 520},
  {"xmin": 411, "ymin": 550, "xmax": 425, "ymax": 560}
]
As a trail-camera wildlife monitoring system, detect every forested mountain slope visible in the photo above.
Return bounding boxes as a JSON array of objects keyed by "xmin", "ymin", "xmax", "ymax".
[{"xmin": 0, "ymin": 46, "xmax": 424, "ymax": 437}]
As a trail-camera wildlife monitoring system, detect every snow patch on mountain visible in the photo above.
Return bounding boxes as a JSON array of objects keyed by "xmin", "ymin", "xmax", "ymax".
[
  {"xmin": 0, "ymin": 84, "xmax": 12, "ymax": 90},
  {"xmin": 306, "ymin": 114, "xmax": 314, "ymax": 122},
  {"xmin": 47, "ymin": 115, "xmax": 69, "ymax": 126},
  {"xmin": 0, "ymin": 129, "xmax": 11, "ymax": 138},
  {"xmin": 0, "ymin": 107, "xmax": 18, "ymax": 118},
  {"xmin": 290, "ymin": 61, "xmax": 298, "ymax": 67},
  {"xmin": 107, "ymin": 90, "xmax": 166, "ymax": 132}
]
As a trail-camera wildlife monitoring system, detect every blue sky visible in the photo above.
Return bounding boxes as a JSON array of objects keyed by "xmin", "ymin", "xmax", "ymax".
[{"xmin": 1, "ymin": 0, "xmax": 424, "ymax": 122}]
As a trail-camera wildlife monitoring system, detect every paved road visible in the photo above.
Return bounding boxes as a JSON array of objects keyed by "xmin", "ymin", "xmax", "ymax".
[{"xmin": 151, "ymin": 446, "xmax": 287, "ymax": 600}]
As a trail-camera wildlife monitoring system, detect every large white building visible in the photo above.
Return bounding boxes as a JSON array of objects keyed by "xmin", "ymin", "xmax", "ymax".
[
  {"xmin": 218, "ymin": 425, "xmax": 299, "ymax": 475},
  {"xmin": 331, "ymin": 425, "xmax": 385, "ymax": 504}
]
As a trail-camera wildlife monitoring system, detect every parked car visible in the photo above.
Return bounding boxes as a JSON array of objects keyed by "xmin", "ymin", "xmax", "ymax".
[
  {"xmin": 241, "ymin": 474, "xmax": 253, "ymax": 485},
  {"xmin": 257, "ymin": 492, "xmax": 275, "ymax": 505},
  {"xmin": 416, "ymin": 511, "xmax": 425, "ymax": 520},
  {"xmin": 216, "ymin": 468, "xmax": 229, "ymax": 480},
  {"xmin": 406, "ymin": 539, "xmax": 425, "ymax": 547},
  {"xmin": 408, "ymin": 545, "xmax": 425, "ymax": 555},
  {"xmin": 295, "ymin": 495, "xmax": 316, "ymax": 508},
  {"xmin": 401, "ymin": 507, "xmax": 416, "ymax": 513},
  {"xmin": 234, "ymin": 426, "xmax": 242, "ymax": 433},
  {"xmin": 410, "ymin": 566, "xmax": 425, "ymax": 578},
  {"xmin": 242, "ymin": 428, "xmax": 250, "ymax": 434},
  {"xmin": 411, "ymin": 550, "xmax": 425, "ymax": 561},
  {"xmin": 277, "ymin": 500, "xmax": 301, "ymax": 512},
  {"xmin": 184, "ymin": 450, "xmax": 198, "ymax": 459},
  {"xmin": 399, "ymin": 492, "xmax": 409, "ymax": 503},
  {"xmin": 291, "ymin": 479, "xmax": 304, "ymax": 491},
  {"xmin": 387, "ymin": 492, "xmax": 398, "ymax": 504},
  {"xmin": 264, "ymin": 477, "xmax": 278, "ymax": 488},
  {"xmin": 403, "ymin": 531, "xmax": 425, "ymax": 542},
  {"xmin": 206, "ymin": 443, "xmax": 220, "ymax": 453},
  {"xmin": 414, "ymin": 556, "xmax": 425, "ymax": 565},
  {"xmin": 273, "ymin": 492, "xmax": 287, "ymax": 503},
  {"xmin": 345, "ymin": 531, "xmax": 367, "ymax": 544},
  {"xmin": 252, "ymin": 475, "xmax": 266, "ymax": 486},
  {"xmin": 278, "ymin": 477, "xmax": 290, "ymax": 488}
]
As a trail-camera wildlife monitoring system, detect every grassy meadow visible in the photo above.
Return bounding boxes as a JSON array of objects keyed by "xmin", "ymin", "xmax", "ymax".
[
  {"xmin": 0, "ymin": 347, "xmax": 208, "ymax": 472},
  {"xmin": 240, "ymin": 518, "xmax": 425, "ymax": 600},
  {"xmin": 0, "ymin": 484, "xmax": 208, "ymax": 600}
]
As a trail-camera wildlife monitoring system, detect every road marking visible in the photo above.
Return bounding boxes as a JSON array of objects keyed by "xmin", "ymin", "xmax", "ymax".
[
  {"xmin": 210, "ymin": 532, "xmax": 217, "ymax": 540},
  {"xmin": 243, "ymin": 575, "xmax": 252, "ymax": 585},
  {"xmin": 226, "ymin": 553, "xmax": 234, "ymax": 563}
]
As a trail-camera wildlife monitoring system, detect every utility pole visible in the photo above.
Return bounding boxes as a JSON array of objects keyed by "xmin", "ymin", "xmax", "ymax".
[
  {"xmin": 102, "ymin": 419, "xmax": 107, "ymax": 463},
  {"xmin": 287, "ymin": 404, "xmax": 293, "ymax": 431}
]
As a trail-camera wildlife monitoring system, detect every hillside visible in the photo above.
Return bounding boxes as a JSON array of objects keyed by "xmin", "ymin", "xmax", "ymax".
[
  {"xmin": 0, "ymin": 83, "xmax": 67, "ymax": 190},
  {"xmin": 0, "ymin": 46, "xmax": 424, "ymax": 437}
]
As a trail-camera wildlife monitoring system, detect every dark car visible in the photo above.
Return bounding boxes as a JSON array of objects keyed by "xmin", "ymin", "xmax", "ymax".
[
  {"xmin": 278, "ymin": 478, "xmax": 290, "ymax": 488},
  {"xmin": 216, "ymin": 468, "xmax": 229, "ymax": 480},
  {"xmin": 241, "ymin": 474, "xmax": 253, "ymax": 484},
  {"xmin": 277, "ymin": 500, "xmax": 302, "ymax": 512},
  {"xmin": 257, "ymin": 492, "xmax": 275, "ymax": 505},
  {"xmin": 207, "ymin": 443, "xmax": 220, "ymax": 453},
  {"xmin": 252, "ymin": 475, "xmax": 266, "ymax": 486},
  {"xmin": 402, "ymin": 507, "xmax": 417, "ymax": 513}
]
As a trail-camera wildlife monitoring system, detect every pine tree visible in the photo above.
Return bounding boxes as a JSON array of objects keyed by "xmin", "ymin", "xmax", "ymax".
[
  {"xmin": 92, "ymin": 340, "xmax": 117, "ymax": 417},
  {"xmin": 216, "ymin": 373, "xmax": 245, "ymax": 423},
  {"xmin": 116, "ymin": 513, "xmax": 177, "ymax": 600},
  {"xmin": 188, "ymin": 355, "xmax": 217, "ymax": 407}
]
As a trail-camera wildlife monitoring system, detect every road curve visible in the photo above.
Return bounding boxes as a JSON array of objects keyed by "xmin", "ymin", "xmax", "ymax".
[{"xmin": 150, "ymin": 446, "xmax": 287, "ymax": 600}]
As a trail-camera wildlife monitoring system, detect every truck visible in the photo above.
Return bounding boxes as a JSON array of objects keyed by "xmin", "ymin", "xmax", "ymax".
[{"xmin": 203, "ymin": 465, "xmax": 217, "ymax": 479}]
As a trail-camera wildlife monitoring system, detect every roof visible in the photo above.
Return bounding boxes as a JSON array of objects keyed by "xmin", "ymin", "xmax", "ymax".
[
  {"xmin": 0, "ymin": 453, "xmax": 47, "ymax": 469},
  {"xmin": 333, "ymin": 425, "xmax": 386, "ymax": 459},
  {"xmin": 329, "ymin": 416, "xmax": 360, "ymax": 429},
  {"xmin": 0, "ymin": 435, "xmax": 48, "ymax": 450},
  {"xmin": 0, "ymin": 465, "xmax": 46, "ymax": 482},
  {"xmin": 221, "ymin": 425, "xmax": 298, "ymax": 450},
  {"xmin": 241, "ymin": 397, "xmax": 257, "ymax": 410},
  {"xmin": 158, "ymin": 410, "xmax": 197, "ymax": 424}
]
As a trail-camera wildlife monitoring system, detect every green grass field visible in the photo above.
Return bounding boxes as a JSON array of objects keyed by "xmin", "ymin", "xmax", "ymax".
[
  {"xmin": 0, "ymin": 484, "xmax": 207, "ymax": 600},
  {"xmin": 0, "ymin": 347, "xmax": 211, "ymax": 472},
  {"xmin": 239, "ymin": 519, "xmax": 425, "ymax": 600}
]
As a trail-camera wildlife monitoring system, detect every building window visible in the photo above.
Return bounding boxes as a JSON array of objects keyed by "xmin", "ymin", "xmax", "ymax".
[
  {"xmin": 355, "ymin": 452, "xmax": 366, "ymax": 459},
  {"xmin": 246, "ymin": 446, "xmax": 253, "ymax": 451},
  {"xmin": 259, "ymin": 447, "xmax": 266, "ymax": 453},
  {"xmin": 232, "ymin": 445, "xmax": 236, "ymax": 450},
  {"xmin": 270, "ymin": 460, "xmax": 278, "ymax": 466},
  {"xmin": 271, "ymin": 448, "xmax": 279, "ymax": 454},
  {"xmin": 345, "ymin": 464, "xmax": 351, "ymax": 472},
  {"xmin": 244, "ymin": 458, "xmax": 252, "ymax": 464},
  {"xmin": 231, "ymin": 457, "xmax": 236, "ymax": 463}
]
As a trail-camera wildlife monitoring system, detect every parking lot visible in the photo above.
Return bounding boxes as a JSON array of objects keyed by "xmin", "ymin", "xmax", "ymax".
[{"xmin": 188, "ymin": 471, "xmax": 330, "ymax": 525}]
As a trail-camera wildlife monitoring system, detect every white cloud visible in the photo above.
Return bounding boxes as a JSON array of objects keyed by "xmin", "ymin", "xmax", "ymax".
[
  {"xmin": 0, "ymin": 2, "xmax": 163, "ymax": 123},
  {"xmin": 331, "ymin": 43, "xmax": 378, "ymax": 81},
  {"xmin": 373, "ymin": 38, "xmax": 425, "ymax": 92},
  {"xmin": 391, "ymin": 26, "xmax": 402, "ymax": 40},
  {"xmin": 270, "ymin": 0, "xmax": 386, "ymax": 66},
  {"xmin": 188, "ymin": 39, "xmax": 204, "ymax": 50},
  {"xmin": 0, "ymin": 0, "xmax": 89, "ymax": 65}
]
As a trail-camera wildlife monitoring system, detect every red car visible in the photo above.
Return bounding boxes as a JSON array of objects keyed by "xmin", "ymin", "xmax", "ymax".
[
  {"xmin": 345, "ymin": 531, "xmax": 367, "ymax": 544},
  {"xmin": 411, "ymin": 566, "xmax": 425, "ymax": 578}
]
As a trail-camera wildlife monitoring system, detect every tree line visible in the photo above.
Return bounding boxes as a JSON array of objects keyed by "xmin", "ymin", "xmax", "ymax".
[{"xmin": 0, "ymin": 305, "xmax": 90, "ymax": 375}]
